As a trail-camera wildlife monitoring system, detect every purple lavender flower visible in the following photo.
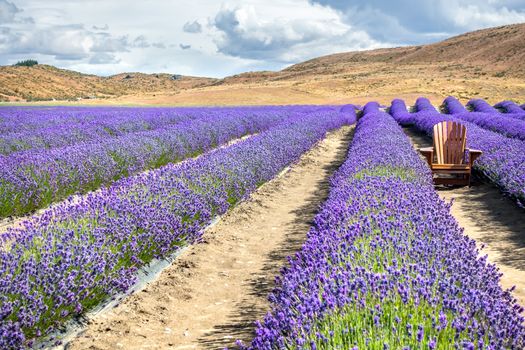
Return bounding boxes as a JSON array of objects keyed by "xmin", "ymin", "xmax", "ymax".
[
  {"xmin": 494, "ymin": 101, "xmax": 525, "ymax": 117},
  {"xmin": 416, "ymin": 325, "xmax": 424, "ymax": 342},
  {"xmin": 466, "ymin": 99, "xmax": 499, "ymax": 113},
  {"xmin": 0, "ymin": 106, "xmax": 332, "ymax": 217},
  {"xmin": 442, "ymin": 96, "xmax": 467, "ymax": 114},
  {"xmin": 390, "ymin": 97, "xmax": 525, "ymax": 205},
  {"xmin": 441, "ymin": 97, "xmax": 525, "ymax": 140},
  {"xmin": 0, "ymin": 108, "xmax": 353, "ymax": 348},
  {"xmin": 243, "ymin": 103, "xmax": 525, "ymax": 350}
]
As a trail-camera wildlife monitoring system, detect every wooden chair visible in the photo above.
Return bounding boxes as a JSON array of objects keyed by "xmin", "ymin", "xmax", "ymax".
[{"xmin": 419, "ymin": 121, "xmax": 482, "ymax": 186}]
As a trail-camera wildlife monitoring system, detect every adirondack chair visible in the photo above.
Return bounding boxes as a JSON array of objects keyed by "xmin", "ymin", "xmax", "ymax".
[{"xmin": 419, "ymin": 121, "xmax": 482, "ymax": 186}]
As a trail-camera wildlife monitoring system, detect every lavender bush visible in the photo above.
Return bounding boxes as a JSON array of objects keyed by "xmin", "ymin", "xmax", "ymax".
[
  {"xmin": 441, "ymin": 96, "xmax": 467, "ymax": 114},
  {"xmin": 0, "ymin": 106, "xmax": 328, "ymax": 154},
  {"xmin": 244, "ymin": 104, "xmax": 525, "ymax": 349},
  {"xmin": 0, "ymin": 106, "xmax": 297, "ymax": 134},
  {"xmin": 441, "ymin": 97, "xmax": 525, "ymax": 141},
  {"xmin": 390, "ymin": 98, "xmax": 525, "ymax": 205},
  {"xmin": 0, "ymin": 109, "xmax": 194, "ymax": 155},
  {"xmin": 0, "ymin": 106, "xmax": 189, "ymax": 134},
  {"xmin": 466, "ymin": 99, "xmax": 499, "ymax": 113},
  {"xmin": 413, "ymin": 97, "xmax": 437, "ymax": 112},
  {"xmin": 0, "ymin": 107, "xmax": 302, "ymax": 218},
  {"xmin": 494, "ymin": 101, "xmax": 525, "ymax": 121},
  {"xmin": 387, "ymin": 99, "xmax": 412, "ymax": 124},
  {"xmin": 0, "ymin": 109, "xmax": 353, "ymax": 348},
  {"xmin": 494, "ymin": 101, "xmax": 525, "ymax": 114}
]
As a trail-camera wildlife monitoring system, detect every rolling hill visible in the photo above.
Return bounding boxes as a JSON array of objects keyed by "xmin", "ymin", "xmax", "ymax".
[
  {"xmin": 0, "ymin": 65, "xmax": 215, "ymax": 102},
  {"xmin": 281, "ymin": 23, "xmax": 525, "ymax": 78},
  {"xmin": 1, "ymin": 23, "xmax": 524, "ymax": 105}
]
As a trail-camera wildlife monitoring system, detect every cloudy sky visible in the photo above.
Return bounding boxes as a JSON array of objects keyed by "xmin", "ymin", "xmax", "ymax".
[{"xmin": 1, "ymin": 0, "xmax": 524, "ymax": 77}]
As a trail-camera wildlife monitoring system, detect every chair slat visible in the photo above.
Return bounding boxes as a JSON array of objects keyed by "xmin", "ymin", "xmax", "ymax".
[
  {"xmin": 434, "ymin": 123, "xmax": 443, "ymax": 164},
  {"xmin": 433, "ymin": 121, "xmax": 466, "ymax": 165},
  {"xmin": 445, "ymin": 123, "xmax": 449, "ymax": 163}
]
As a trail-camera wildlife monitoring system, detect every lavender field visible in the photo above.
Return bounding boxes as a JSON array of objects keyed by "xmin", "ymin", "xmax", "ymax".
[
  {"xmin": 390, "ymin": 97, "xmax": 525, "ymax": 205},
  {"xmin": 0, "ymin": 106, "xmax": 323, "ymax": 217},
  {"xmin": 0, "ymin": 101, "xmax": 524, "ymax": 349},
  {"xmin": 244, "ymin": 102, "xmax": 525, "ymax": 349}
]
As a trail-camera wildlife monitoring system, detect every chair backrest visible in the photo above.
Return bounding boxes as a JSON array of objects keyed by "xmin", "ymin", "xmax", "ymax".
[{"xmin": 433, "ymin": 121, "xmax": 467, "ymax": 164}]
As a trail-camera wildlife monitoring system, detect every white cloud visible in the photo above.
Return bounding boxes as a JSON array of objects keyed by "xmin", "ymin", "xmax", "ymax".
[
  {"xmin": 312, "ymin": 0, "xmax": 525, "ymax": 43},
  {"xmin": 0, "ymin": 23, "xmax": 160, "ymax": 61},
  {"xmin": 211, "ymin": 2, "xmax": 386, "ymax": 63},
  {"xmin": 1, "ymin": 0, "xmax": 523, "ymax": 77},
  {"xmin": 89, "ymin": 52, "xmax": 120, "ymax": 64},
  {"xmin": 446, "ymin": 3, "xmax": 525, "ymax": 28},
  {"xmin": 0, "ymin": 0, "xmax": 19, "ymax": 22},
  {"xmin": 92, "ymin": 24, "xmax": 109, "ymax": 31},
  {"xmin": 183, "ymin": 20, "xmax": 202, "ymax": 33},
  {"xmin": 3, "ymin": 0, "xmax": 387, "ymax": 77}
]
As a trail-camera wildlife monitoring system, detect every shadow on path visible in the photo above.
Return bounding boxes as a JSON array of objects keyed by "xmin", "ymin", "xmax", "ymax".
[
  {"xmin": 196, "ymin": 128, "xmax": 354, "ymax": 349},
  {"xmin": 404, "ymin": 126, "xmax": 525, "ymax": 298}
]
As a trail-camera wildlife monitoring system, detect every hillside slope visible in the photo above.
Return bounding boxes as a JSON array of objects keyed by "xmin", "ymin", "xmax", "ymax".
[
  {"xmin": 0, "ymin": 65, "xmax": 215, "ymax": 102},
  {"xmin": 280, "ymin": 23, "xmax": 525, "ymax": 78},
  {"xmin": 210, "ymin": 23, "xmax": 525, "ymax": 105}
]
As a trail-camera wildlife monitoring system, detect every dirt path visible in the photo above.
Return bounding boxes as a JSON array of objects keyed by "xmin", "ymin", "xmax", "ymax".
[
  {"xmin": 404, "ymin": 127, "xmax": 525, "ymax": 306},
  {"xmin": 67, "ymin": 126, "xmax": 354, "ymax": 350}
]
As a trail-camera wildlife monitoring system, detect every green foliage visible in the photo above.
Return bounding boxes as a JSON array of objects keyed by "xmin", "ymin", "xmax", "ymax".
[
  {"xmin": 14, "ymin": 59, "xmax": 39, "ymax": 67},
  {"xmin": 352, "ymin": 165, "xmax": 420, "ymax": 183},
  {"xmin": 298, "ymin": 223, "xmax": 488, "ymax": 350}
]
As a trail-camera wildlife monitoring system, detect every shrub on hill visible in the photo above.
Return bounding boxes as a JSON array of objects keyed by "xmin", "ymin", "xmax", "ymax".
[{"xmin": 13, "ymin": 59, "xmax": 38, "ymax": 67}]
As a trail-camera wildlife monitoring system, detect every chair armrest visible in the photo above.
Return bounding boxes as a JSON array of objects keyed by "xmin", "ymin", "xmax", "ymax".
[
  {"xmin": 419, "ymin": 147, "xmax": 434, "ymax": 166},
  {"xmin": 466, "ymin": 149, "xmax": 483, "ymax": 166}
]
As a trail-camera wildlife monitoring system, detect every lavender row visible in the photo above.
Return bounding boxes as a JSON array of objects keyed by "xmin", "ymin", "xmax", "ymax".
[
  {"xmin": 244, "ymin": 104, "xmax": 524, "ymax": 349},
  {"xmin": 467, "ymin": 99, "xmax": 525, "ymax": 122},
  {"xmin": 0, "ymin": 109, "xmax": 354, "ymax": 348},
  {"xmin": 494, "ymin": 101, "xmax": 525, "ymax": 121},
  {"xmin": 443, "ymin": 97, "xmax": 525, "ymax": 141},
  {"xmin": 0, "ymin": 106, "xmax": 188, "ymax": 134},
  {"xmin": 494, "ymin": 101, "xmax": 525, "ymax": 115},
  {"xmin": 442, "ymin": 98, "xmax": 525, "ymax": 120},
  {"xmin": 390, "ymin": 98, "xmax": 525, "ymax": 205},
  {"xmin": 0, "ymin": 109, "xmax": 195, "ymax": 155},
  {"xmin": 466, "ymin": 99, "xmax": 499, "ymax": 113},
  {"xmin": 0, "ymin": 106, "xmax": 321, "ymax": 155},
  {"xmin": 441, "ymin": 96, "xmax": 467, "ymax": 114},
  {"xmin": 0, "ymin": 106, "xmax": 334, "ymax": 134},
  {"xmin": 411, "ymin": 97, "xmax": 437, "ymax": 112},
  {"xmin": 0, "ymin": 108, "xmax": 297, "ymax": 218}
]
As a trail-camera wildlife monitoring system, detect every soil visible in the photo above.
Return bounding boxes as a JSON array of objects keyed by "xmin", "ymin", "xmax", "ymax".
[
  {"xmin": 66, "ymin": 125, "xmax": 354, "ymax": 350},
  {"xmin": 404, "ymin": 127, "xmax": 525, "ymax": 305}
]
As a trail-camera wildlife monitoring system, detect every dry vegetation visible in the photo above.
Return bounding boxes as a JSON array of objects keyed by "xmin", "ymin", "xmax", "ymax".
[
  {"xmin": 1, "ymin": 23, "xmax": 524, "ymax": 105},
  {"xmin": 0, "ymin": 65, "xmax": 215, "ymax": 102}
]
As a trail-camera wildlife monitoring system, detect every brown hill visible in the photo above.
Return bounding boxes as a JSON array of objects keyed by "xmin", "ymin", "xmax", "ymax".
[
  {"xmin": 1, "ymin": 23, "xmax": 524, "ymax": 105},
  {"xmin": 208, "ymin": 23, "xmax": 525, "ymax": 106},
  {"xmin": 0, "ymin": 64, "xmax": 215, "ymax": 102},
  {"xmin": 280, "ymin": 22, "xmax": 525, "ymax": 79}
]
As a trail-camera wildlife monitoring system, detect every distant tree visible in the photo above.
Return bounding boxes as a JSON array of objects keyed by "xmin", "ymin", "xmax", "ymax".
[{"xmin": 14, "ymin": 59, "xmax": 38, "ymax": 67}]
